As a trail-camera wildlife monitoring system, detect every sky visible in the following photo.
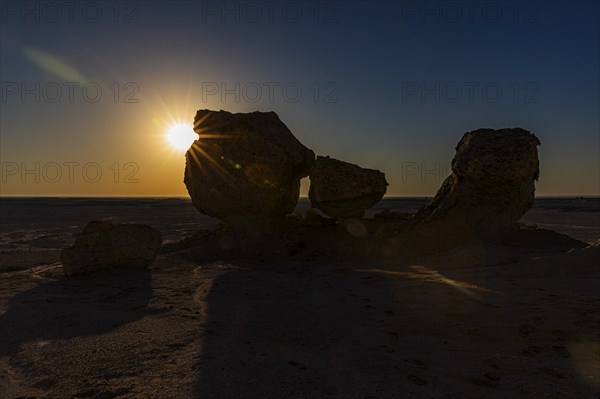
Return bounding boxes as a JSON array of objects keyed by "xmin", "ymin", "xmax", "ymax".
[{"xmin": 1, "ymin": 0, "xmax": 598, "ymax": 197}]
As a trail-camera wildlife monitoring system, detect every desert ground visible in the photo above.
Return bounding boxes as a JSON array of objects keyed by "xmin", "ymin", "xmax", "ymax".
[{"xmin": 0, "ymin": 197, "xmax": 598, "ymax": 398}]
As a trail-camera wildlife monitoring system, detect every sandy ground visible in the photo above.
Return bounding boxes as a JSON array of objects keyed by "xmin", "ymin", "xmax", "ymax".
[
  {"xmin": 0, "ymin": 241, "xmax": 598, "ymax": 398},
  {"xmin": 1, "ymin": 198, "xmax": 598, "ymax": 397},
  {"xmin": 1, "ymin": 197, "xmax": 598, "ymax": 274}
]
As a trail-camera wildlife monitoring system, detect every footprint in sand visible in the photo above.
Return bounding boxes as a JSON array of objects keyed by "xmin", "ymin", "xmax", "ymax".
[
  {"xmin": 412, "ymin": 359, "xmax": 428, "ymax": 369},
  {"xmin": 531, "ymin": 316, "xmax": 545, "ymax": 326},
  {"xmin": 483, "ymin": 358, "xmax": 500, "ymax": 369},
  {"xmin": 484, "ymin": 372, "xmax": 501, "ymax": 383},
  {"xmin": 518, "ymin": 324, "xmax": 535, "ymax": 337},
  {"xmin": 378, "ymin": 344, "xmax": 396, "ymax": 353},
  {"xmin": 407, "ymin": 374, "xmax": 428, "ymax": 386},
  {"xmin": 288, "ymin": 361, "xmax": 307, "ymax": 371},
  {"xmin": 32, "ymin": 377, "xmax": 56, "ymax": 390},
  {"xmin": 540, "ymin": 366, "xmax": 565, "ymax": 379},
  {"xmin": 469, "ymin": 374, "xmax": 499, "ymax": 388},
  {"xmin": 522, "ymin": 345, "xmax": 543, "ymax": 357}
]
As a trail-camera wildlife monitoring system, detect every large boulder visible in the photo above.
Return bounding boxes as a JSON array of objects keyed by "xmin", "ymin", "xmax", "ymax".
[
  {"xmin": 61, "ymin": 221, "xmax": 162, "ymax": 276},
  {"xmin": 185, "ymin": 110, "xmax": 315, "ymax": 231},
  {"xmin": 308, "ymin": 156, "xmax": 388, "ymax": 220},
  {"xmin": 413, "ymin": 128, "xmax": 540, "ymax": 236}
]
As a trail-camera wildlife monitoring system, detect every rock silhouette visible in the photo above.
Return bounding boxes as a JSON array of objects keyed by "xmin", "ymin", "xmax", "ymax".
[
  {"xmin": 184, "ymin": 110, "xmax": 541, "ymax": 246},
  {"xmin": 414, "ymin": 128, "xmax": 541, "ymax": 237},
  {"xmin": 184, "ymin": 110, "xmax": 315, "ymax": 232},
  {"xmin": 61, "ymin": 221, "xmax": 162, "ymax": 275},
  {"xmin": 308, "ymin": 156, "xmax": 388, "ymax": 220}
]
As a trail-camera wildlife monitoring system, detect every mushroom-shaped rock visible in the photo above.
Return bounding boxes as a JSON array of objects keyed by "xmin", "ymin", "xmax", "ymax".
[
  {"xmin": 61, "ymin": 221, "xmax": 162, "ymax": 276},
  {"xmin": 308, "ymin": 156, "xmax": 388, "ymax": 220},
  {"xmin": 413, "ymin": 128, "xmax": 540, "ymax": 236},
  {"xmin": 184, "ymin": 110, "xmax": 315, "ymax": 231}
]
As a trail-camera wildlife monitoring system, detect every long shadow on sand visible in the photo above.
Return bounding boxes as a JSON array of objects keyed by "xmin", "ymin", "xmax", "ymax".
[
  {"xmin": 192, "ymin": 258, "xmax": 598, "ymax": 398},
  {"xmin": 192, "ymin": 262, "xmax": 480, "ymax": 398},
  {"xmin": 0, "ymin": 268, "xmax": 152, "ymax": 358}
]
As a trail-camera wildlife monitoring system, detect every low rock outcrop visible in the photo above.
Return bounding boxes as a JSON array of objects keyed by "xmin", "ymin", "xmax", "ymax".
[
  {"xmin": 184, "ymin": 110, "xmax": 315, "ymax": 231},
  {"xmin": 61, "ymin": 221, "xmax": 162, "ymax": 276},
  {"xmin": 413, "ymin": 128, "xmax": 541, "ymax": 236},
  {"xmin": 308, "ymin": 156, "xmax": 388, "ymax": 220}
]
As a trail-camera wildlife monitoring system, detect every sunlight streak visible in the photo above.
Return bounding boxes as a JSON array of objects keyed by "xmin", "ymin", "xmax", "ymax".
[
  {"xmin": 188, "ymin": 141, "xmax": 237, "ymax": 187},
  {"xmin": 354, "ymin": 266, "xmax": 497, "ymax": 297}
]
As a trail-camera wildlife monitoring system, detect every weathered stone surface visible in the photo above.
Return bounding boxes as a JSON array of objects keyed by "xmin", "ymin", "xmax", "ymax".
[
  {"xmin": 185, "ymin": 110, "xmax": 315, "ymax": 230},
  {"xmin": 61, "ymin": 221, "xmax": 162, "ymax": 276},
  {"xmin": 308, "ymin": 156, "xmax": 388, "ymax": 219},
  {"xmin": 413, "ymin": 128, "xmax": 540, "ymax": 236}
]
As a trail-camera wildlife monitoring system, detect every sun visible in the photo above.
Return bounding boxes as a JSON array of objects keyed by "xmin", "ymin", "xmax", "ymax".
[{"xmin": 166, "ymin": 123, "xmax": 197, "ymax": 151}]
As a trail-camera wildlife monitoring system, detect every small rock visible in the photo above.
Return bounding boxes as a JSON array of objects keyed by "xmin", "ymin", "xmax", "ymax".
[
  {"xmin": 308, "ymin": 156, "xmax": 388, "ymax": 220},
  {"xmin": 61, "ymin": 221, "xmax": 162, "ymax": 276}
]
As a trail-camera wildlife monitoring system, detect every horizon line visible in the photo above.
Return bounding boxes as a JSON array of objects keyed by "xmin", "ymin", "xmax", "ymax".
[{"xmin": 1, "ymin": 195, "xmax": 598, "ymax": 199}]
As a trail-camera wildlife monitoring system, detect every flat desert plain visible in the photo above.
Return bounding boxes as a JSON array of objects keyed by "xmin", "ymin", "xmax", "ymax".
[{"xmin": 0, "ymin": 197, "xmax": 598, "ymax": 398}]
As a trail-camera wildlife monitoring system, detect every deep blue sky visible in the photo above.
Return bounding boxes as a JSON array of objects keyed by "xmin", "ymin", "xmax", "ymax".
[{"xmin": 1, "ymin": 1, "xmax": 598, "ymax": 196}]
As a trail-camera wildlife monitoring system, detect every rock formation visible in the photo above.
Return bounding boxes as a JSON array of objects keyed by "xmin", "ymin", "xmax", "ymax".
[
  {"xmin": 183, "ymin": 109, "xmax": 539, "ymax": 245},
  {"xmin": 61, "ymin": 221, "xmax": 162, "ymax": 276},
  {"xmin": 308, "ymin": 156, "xmax": 388, "ymax": 220},
  {"xmin": 413, "ymin": 128, "xmax": 541, "ymax": 236},
  {"xmin": 184, "ymin": 110, "xmax": 315, "ymax": 231}
]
